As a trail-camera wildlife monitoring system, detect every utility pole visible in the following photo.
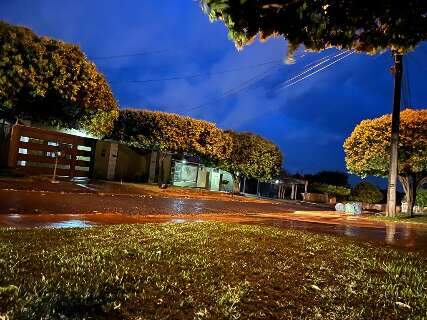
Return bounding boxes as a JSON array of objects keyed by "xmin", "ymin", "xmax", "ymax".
[{"xmin": 386, "ymin": 53, "xmax": 403, "ymax": 217}]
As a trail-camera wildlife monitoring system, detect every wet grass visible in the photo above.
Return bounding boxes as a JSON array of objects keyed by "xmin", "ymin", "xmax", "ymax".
[
  {"xmin": 366, "ymin": 214, "xmax": 427, "ymax": 225},
  {"xmin": 0, "ymin": 222, "xmax": 426, "ymax": 319}
]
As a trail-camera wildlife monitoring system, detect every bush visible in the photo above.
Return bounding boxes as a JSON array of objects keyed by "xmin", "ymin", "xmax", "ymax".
[
  {"xmin": 309, "ymin": 183, "xmax": 351, "ymax": 199},
  {"xmin": 416, "ymin": 189, "xmax": 427, "ymax": 208},
  {"xmin": 351, "ymin": 182, "xmax": 383, "ymax": 204}
]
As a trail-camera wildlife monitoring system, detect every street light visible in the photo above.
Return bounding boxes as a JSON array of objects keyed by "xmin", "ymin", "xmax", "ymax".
[{"xmin": 51, "ymin": 151, "xmax": 62, "ymax": 184}]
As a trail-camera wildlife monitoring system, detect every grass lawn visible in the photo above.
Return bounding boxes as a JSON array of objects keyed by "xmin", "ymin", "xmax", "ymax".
[
  {"xmin": 0, "ymin": 223, "xmax": 426, "ymax": 319},
  {"xmin": 365, "ymin": 214, "xmax": 427, "ymax": 225}
]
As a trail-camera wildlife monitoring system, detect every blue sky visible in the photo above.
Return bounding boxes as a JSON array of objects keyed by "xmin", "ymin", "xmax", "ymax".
[{"xmin": 1, "ymin": 0, "xmax": 426, "ymax": 186}]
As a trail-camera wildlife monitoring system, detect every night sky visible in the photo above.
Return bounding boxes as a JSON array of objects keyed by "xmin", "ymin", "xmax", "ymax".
[{"xmin": 1, "ymin": 0, "xmax": 426, "ymax": 186}]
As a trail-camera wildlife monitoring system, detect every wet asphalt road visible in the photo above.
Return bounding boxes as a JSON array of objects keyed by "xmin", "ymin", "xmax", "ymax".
[
  {"xmin": 0, "ymin": 189, "xmax": 427, "ymax": 253},
  {"xmin": 0, "ymin": 189, "xmax": 315, "ymax": 215}
]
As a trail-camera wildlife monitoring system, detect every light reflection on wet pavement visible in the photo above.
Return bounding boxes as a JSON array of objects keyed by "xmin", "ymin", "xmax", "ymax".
[
  {"xmin": 0, "ymin": 189, "xmax": 301, "ymax": 215},
  {"xmin": 1, "ymin": 212, "xmax": 427, "ymax": 253},
  {"xmin": 0, "ymin": 186, "xmax": 426, "ymax": 253}
]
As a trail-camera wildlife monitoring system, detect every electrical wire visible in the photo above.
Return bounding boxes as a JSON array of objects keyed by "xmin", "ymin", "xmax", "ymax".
[
  {"xmin": 185, "ymin": 50, "xmax": 342, "ymax": 111},
  {"xmin": 186, "ymin": 64, "xmax": 281, "ymax": 111},
  {"xmin": 90, "ymin": 42, "xmax": 194, "ymax": 60},
  {"xmin": 404, "ymin": 55, "xmax": 412, "ymax": 108},
  {"xmin": 109, "ymin": 59, "xmax": 281, "ymax": 84},
  {"xmin": 280, "ymin": 50, "xmax": 350, "ymax": 87},
  {"xmin": 275, "ymin": 51, "xmax": 354, "ymax": 91},
  {"xmin": 109, "ymin": 50, "xmax": 340, "ymax": 86}
]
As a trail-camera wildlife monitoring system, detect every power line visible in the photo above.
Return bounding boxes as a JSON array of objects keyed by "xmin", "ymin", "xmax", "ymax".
[
  {"xmin": 402, "ymin": 56, "xmax": 409, "ymax": 108},
  {"xmin": 274, "ymin": 51, "xmax": 354, "ymax": 91},
  {"xmin": 109, "ymin": 59, "xmax": 282, "ymax": 84},
  {"xmin": 109, "ymin": 51, "xmax": 339, "ymax": 86},
  {"xmin": 404, "ymin": 55, "xmax": 412, "ymax": 108},
  {"xmin": 91, "ymin": 49, "xmax": 174, "ymax": 60},
  {"xmin": 186, "ymin": 64, "xmax": 282, "ymax": 111},
  {"xmin": 90, "ymin": 42, "xmax": 194, "ymax": 60},
  {"xmin": 280, "ymin": 51, "xmax": 350, "ymax": 87},
  {"xmin": 185, "ymin": 50, "xmax": 340, "ymax": 111},
  {"xmin": 410, "ymin": 53, "xmax": 427, "ymax": 73}
]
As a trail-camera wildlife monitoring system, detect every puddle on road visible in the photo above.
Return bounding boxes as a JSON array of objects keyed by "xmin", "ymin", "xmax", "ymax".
[{"xmin": 47, "ymin": 219, "xmax": 95, "ymax": 229}]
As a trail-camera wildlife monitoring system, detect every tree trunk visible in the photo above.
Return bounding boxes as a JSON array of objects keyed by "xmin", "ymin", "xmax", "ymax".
[
  {"xmin": 232, "ymin": 174, "xmax": 241, "ymax": 194},
  {"xmin": 399, "ymin": 176, "xmax": 414, "ymax": 217},
  {"xmin": 386, "ymin": 53, "xmax": 403, "ymax": 217},
  {"xmin": 409, "ymin": 175, "xmax": 417, "ymax": 217},
  {"xmin": 399, "ymin": 174, "xmax": 425, "ymax": 218}
]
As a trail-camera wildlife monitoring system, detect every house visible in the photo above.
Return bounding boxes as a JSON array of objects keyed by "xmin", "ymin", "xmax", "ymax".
[{"xmin": 0, "ymin": 123, "xmax": 234, "ymax": 192}]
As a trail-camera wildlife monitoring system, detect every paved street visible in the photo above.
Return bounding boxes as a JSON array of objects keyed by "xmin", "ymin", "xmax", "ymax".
[{"xmin": 0, "ymin": 184, "xmax": 426, "ymax": 253}]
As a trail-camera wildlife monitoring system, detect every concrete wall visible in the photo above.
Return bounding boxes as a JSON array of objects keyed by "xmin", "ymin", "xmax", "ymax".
[
  {"xmin": 93, "ymin": 141, "xmax": 151, "ymax": 181},
  {"xmin": 93, "ymin": 141, "xmax": 112, "ymax": 179},
  {"xmin": 114, "ymin": 144, "xmax": 150, "ymax": 181}
]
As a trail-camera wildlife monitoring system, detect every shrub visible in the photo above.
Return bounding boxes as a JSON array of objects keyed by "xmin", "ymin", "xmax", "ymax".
[
  {"xmin": 351, "ymin": 182, "xmax": 383, "ymax": 204},
  {"xmin": 416, "ymin": 189, "xmax": 427, "ymax": 208},
  {"xmin": 310, "ymin": 183, "xmax": 351, "ymax": 199}
]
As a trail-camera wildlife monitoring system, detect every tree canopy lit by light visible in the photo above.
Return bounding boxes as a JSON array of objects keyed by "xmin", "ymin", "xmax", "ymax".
[{"xmin": 0, "ymin": 21, "xmax": 118, "ymax": 136}]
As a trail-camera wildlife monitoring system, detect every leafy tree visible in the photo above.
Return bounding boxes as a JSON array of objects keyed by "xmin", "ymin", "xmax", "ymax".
[
  {"xmin": 222, "ymin": 131, "xmax": 283, "ymax": 193},
  {"xmin": 112, "ymin": 109, "xmax": 232, "ymax": 183},
  {"xmin": 344, "ymin": 109, "xmax": 427, "ymax": 216},
  {"xmin": 200, "ymin": 0, "xmax": 427, "ymax": 216},
  {"xmin": 112, "ymin": 109, "xmax": 232, "ymax": 160},
  {"xmin": 306, "ymin": 171, "xmax": 348, "ymax": 187},
  {"xmin": 0, "ymin": 21, "xmax": 118, "ymax": 136},
  {"xmin": 351, "ymin": 182, "xmax": 383, "ymax": 204},
  {"xmin": 200, "ymin": 0, "xmax": 426, "ymax": 58}
]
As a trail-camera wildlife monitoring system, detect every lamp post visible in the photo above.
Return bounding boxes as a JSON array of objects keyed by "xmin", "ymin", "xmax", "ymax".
[{"xmin": 51, "ymin": 151, "xmax": 62, "ymax": 184}]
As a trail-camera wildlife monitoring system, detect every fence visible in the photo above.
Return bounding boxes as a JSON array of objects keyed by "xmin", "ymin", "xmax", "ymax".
[{"xmin": 7, "ymin": 125, "xmax": 96, "ymax": 178}]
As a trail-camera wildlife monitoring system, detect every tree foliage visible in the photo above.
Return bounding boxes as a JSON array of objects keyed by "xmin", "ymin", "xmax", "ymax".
[
  {"xmin": 416, "ymin": 189, "xmax": 427, "ymax": 208},
  {"xmin": 112, "ymin": 110, "xmax": 283, "ymax": 191},
  {"xmin": 344, "ymin": 109, "xmax": 426, "ymax": 178},
  {"xmin": 305, "ymin": 170, "xmax": 348, "ymax": 187},
  {"xmin": 201, "ymin": 0, "xmax": 427, "ymax": 59},
  {"xmin": 0, "ymin": 21, "xmax": 118, "ymax": 136},
  {"xmin": 344, "ymin": 109, "xmax": 427, "ymax": 215},
  {"xmin": 351, "ymin": 181, "xmax": 383, "ymax": 204},
  {"xmin": 111, "ymin": 109, "xmax": 232, "ymax": 162},
  {"xmin": 309, "ymin": 182, "xmax": 351, "ymax": 198},
  {"xmin": 222, "ymin": 131, "xmax": 282, "ymax": 182}
]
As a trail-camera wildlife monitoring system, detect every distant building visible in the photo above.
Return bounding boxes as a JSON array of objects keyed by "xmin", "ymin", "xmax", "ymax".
[
  {"xmin": 0, "ymin": 123, "xmax": 235, "ymax": 192},
  {"xmin": 172, "ymin": 159, "xmax": 233, "ymax": 192}
]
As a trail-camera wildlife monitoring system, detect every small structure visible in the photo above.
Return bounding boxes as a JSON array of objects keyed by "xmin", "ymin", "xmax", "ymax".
[
  {"xmin": 171, "ymin": 159, "xmax": 233, "ymax": 192},
  {"xmin": 238, "ymin": 176, "xmax": 308, "ymax": 200},
  {"xmin": 276, "ymin": 177, "xmax": 308, "ymax": 200}
]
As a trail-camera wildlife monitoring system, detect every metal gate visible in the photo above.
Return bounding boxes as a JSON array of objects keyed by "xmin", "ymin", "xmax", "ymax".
[{"xmin": 7, "ymin": 125, "xmax": 95, "ymax": 178}]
